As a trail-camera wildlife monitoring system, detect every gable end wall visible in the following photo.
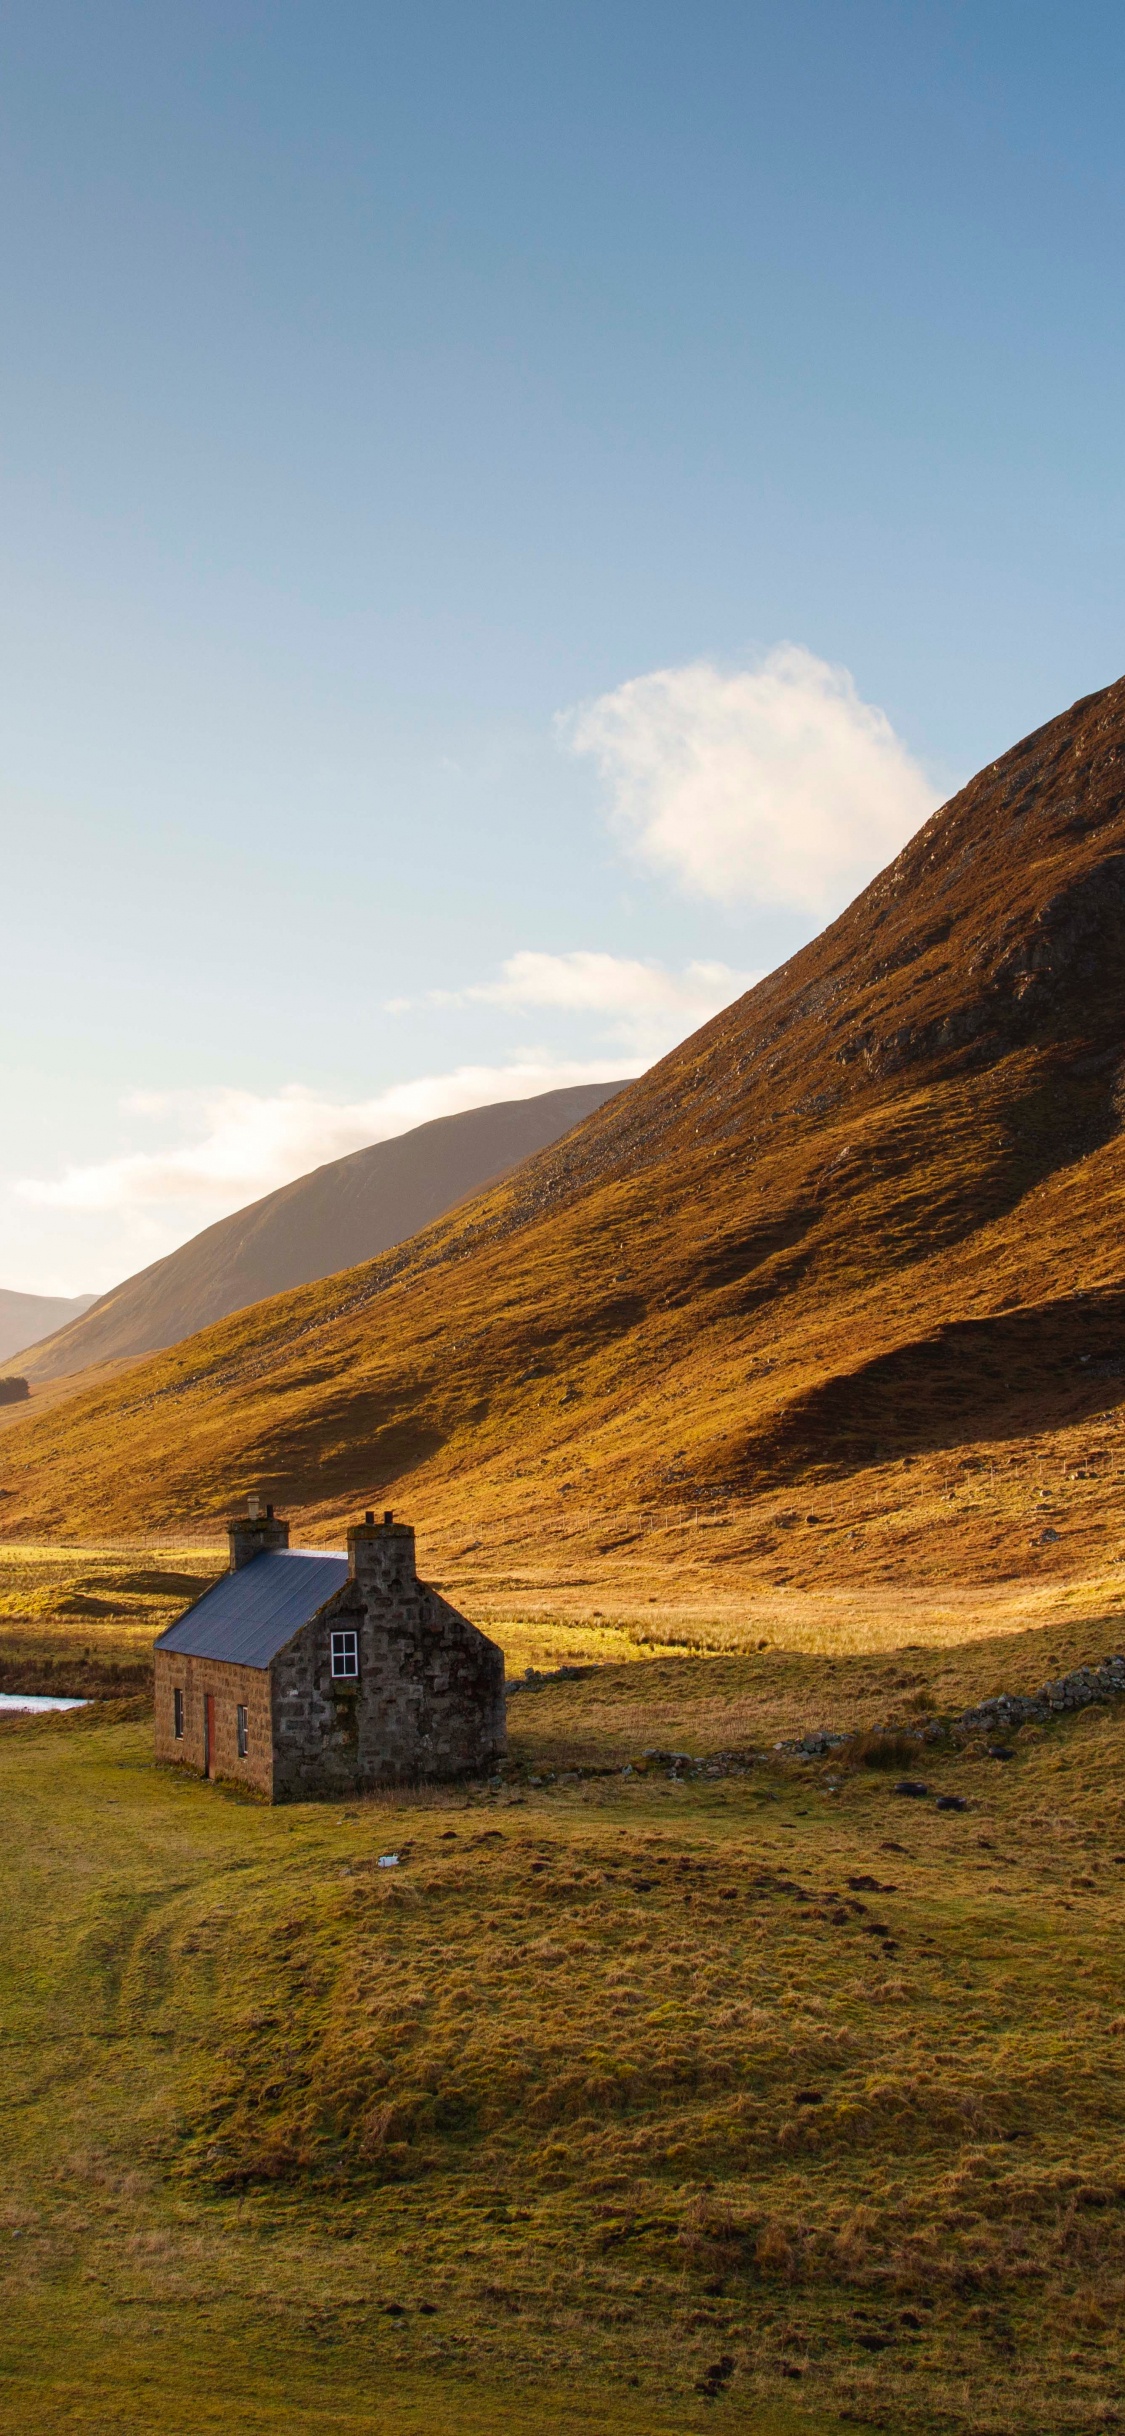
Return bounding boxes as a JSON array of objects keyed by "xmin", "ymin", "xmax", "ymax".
[{"xmin": 270, "ymin": 1577, "xmax": 505, "ymax": 1800}]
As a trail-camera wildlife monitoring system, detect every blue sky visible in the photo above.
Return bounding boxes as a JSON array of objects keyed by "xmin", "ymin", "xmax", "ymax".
[{"xmin": 4, "ymin": 1, "xmax": 1125, "ymax": 1293}]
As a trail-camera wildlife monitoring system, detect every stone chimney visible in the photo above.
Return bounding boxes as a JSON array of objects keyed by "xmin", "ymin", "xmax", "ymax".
[
  {"xmin": 227, "ymin": 1496, "xmax": 289, "ymax": 1572},
  {"xmin": 347, "ymin": 1508, "xmax": 416, "ymax": 1596}
]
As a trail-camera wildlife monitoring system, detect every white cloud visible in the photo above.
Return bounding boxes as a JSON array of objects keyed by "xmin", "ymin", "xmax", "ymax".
[
  {"xmin": 13, "ymin": 1061, "xmax": 631, "ymax": 1220},
  {"xmin": 565, "ymin": 644, "xmax": 938, "ymax": 915},
  {"xmin": 429, "ymin": 949, "xmax": 755, "ymax": 1058}
]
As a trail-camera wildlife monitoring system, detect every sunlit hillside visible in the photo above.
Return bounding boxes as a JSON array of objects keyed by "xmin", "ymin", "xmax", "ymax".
[{"xmin": 3, "ymin": 675, "xmax": 1125, "ymax": 1627}]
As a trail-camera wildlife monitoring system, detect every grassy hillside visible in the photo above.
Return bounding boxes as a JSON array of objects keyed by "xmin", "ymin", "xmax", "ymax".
[
  {"xmin": 2, "ymin": 676, "xmax": 1125, "ymax": 1607},
  {"xmin": 4, "ymin": 1621, "xmax": 1125, "ymax": 2435}
]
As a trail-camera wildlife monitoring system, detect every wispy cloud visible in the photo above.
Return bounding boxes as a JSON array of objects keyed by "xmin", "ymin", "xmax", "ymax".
[
  {"xmin": 565, "ymin": 644, "xmax": 938, "ymax": 916},
  {"xmin": 10, "ymin": 952, "xmax": 752, "ymax": 1281},
  {"xmin": 419, "ymin": 949, "xmax": 756, "ymax": 1058},
  {"xmin": 14, "ymin": 1062, "xmax": 630, "ymax": 1219}
]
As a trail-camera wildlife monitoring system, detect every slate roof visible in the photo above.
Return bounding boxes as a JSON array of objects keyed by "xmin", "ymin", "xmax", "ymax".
[{"xmin": 154, "ymin": 1548, "xmax": 349, "ymax": 1670}]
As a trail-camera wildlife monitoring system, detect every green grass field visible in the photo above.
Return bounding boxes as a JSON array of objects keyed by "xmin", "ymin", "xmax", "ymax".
[{"xmin": 3, "ymin": 1608, "xmax": 1125, "ymax": 2436}]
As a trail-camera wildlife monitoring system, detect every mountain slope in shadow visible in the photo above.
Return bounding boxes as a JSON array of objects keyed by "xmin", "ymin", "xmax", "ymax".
[{"xmin": 0, "ymin": 1289, "xmax": 95, "ymax": 1368}]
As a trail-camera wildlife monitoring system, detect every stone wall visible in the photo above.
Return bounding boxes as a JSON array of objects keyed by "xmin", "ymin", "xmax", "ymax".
[
  {"xmin": 270, "ymin": 1522, "xmax": 505, "ymax": 1800},
  {"xmin": 952, "ymin": 1654, "xmax": 1125, "ymax": 1738},
  {"xmin": 776, "ymin": 1653, "xmax": 1125, "ymax": 1760},
  {"xmin": 154, "ymin": 1648, "xmax": 273, "ymax": 1798}
]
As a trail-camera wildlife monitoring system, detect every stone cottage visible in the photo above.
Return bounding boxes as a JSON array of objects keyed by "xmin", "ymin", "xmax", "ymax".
[{"xmin": 153, "ymin": 1500, "xmax": 505, "ymax": 1800}]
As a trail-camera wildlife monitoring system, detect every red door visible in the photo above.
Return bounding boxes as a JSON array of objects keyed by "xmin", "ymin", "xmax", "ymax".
[{"xmin": 204, "ymin": 1693, "xmax": 216, "ymax": 1778}]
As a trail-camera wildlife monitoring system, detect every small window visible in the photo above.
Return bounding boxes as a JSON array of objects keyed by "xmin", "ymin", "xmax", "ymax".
[
  {"xmin": 237, "ymin": 1703, "xmax": 248, "ymax": 1758},
  {"xmin": 331, "ymin": 1629, "xmax": 359, "ymax": 1679},
  {"xmin": 173, "ymin": 1687, "xmax": 184, "ymax": 1740}
]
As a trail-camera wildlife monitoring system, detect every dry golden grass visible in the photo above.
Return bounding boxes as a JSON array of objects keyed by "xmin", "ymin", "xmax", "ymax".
[
  {"xmin": 6, "ymin": 1067, "xmax": 1125, "ymax": 1615},
  {"xmin": 5, "ymin": 1533, "xmax": 1125, "ymax": 1702},
  {"xmin": 0, "ymin": 1541, "xmax": 222, "ymax": 1696}
]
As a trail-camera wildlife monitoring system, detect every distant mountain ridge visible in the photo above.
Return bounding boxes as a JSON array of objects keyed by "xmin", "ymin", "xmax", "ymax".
[
  {"xmin": 0, "ymin": 1289, "xmax": 96, "ymax": 1368},
  {"xmin": 14, "ymin": 1081, "xmax": 627, "ymax": 1381}
]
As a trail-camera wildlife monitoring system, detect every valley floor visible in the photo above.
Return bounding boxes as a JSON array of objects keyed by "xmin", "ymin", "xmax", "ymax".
[{"xmin": 3, "ymin": 1586, "xmax": 1125, "ymax": 2435}]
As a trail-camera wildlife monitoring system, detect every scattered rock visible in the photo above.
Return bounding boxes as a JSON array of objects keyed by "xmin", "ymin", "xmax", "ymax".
[
  {"xmin": 784, "ymin": 1728, "xmax": 848, "ymax": 1757},
  {"xmin": 524, "ymin": 1652, "xmax": 1125, "ymax": 1798}
]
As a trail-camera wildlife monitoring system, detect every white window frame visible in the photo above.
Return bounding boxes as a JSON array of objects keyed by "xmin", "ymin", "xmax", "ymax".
[
  {"xmin": 331, "ymin": 1629, "xmax": 359, "ymax": 1680},
  {"xmin": 236, "ymin": 1703, "xmax": 248, "ymax": 1758},
  {"xmin": 173, "ymin": 1687, "xmax": 184, "ymax": 1740}
]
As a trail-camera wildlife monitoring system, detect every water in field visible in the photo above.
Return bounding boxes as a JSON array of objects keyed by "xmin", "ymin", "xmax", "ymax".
[{"xmin": 0, "ymin": 1694, "xmax": 88, "ymax": 1712}]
